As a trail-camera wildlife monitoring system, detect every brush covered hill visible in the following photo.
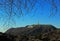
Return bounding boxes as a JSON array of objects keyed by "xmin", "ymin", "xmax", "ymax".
[
  {"xmin": 0, "ymin": 24, "xmax": 60, "ymax": 41},
  {"xmin": 5, "ymin": 24, "xmax": 57, "ymax": 36},
  {"xmin": 0, "ymin": 29, "xmax": 60, "ymax": 41}
]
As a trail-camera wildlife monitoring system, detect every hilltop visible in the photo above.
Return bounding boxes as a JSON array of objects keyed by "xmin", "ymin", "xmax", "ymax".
[{"xmin": 5, "ymin": 24, "xmax": 57, "ymax": 36}]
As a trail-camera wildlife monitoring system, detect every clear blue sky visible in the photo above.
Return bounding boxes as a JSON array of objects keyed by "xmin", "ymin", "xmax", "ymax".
[{"xmin": 0, "ymin": 0, "xmax": 60, "ymax": 32}]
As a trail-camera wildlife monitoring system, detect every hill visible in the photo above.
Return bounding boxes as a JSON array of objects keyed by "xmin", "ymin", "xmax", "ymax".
[
  {"xmin": 0, "ymin": 24, "xmax": 60, "ymax": 41},
  {"xmin": 5, "ymin": 24, "xmax": 57, "ymax": 36}
]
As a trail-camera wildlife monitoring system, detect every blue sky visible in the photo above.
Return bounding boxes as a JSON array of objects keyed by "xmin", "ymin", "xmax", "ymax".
[{"xmin": 0, "ymin": 0, "xmax": 60, "ymax": 32}]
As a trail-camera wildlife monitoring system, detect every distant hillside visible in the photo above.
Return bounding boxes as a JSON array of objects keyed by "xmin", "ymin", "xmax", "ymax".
[
  {"xmin": 0, "ymin": 24, "xmax": 60, "ymax": 41},
  {"xmin": 5, "ymin": 24, "xmax": 57, "ymax": 36},
  {"xmin": 0, "ymin": 29, "xmax": 60, "ymax": 41}
]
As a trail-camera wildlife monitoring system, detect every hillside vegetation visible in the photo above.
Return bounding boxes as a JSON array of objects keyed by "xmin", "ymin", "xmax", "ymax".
[{"xmin": 0, "ymin": 24, "xmax": 60, "ymax": 41}]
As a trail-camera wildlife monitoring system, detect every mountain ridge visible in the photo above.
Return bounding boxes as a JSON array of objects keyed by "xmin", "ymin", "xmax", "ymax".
[
  {"xmin": 5, "ymin": 24, "xmax": 57, "ymax": 36},
  {"xmin": 0, "ymin": 24, "xmax": 60, "ymax": 41}
]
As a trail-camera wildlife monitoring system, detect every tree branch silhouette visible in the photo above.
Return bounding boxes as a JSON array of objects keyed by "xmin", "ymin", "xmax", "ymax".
[{"xmin": 0, "ymin": 0, "xmax": 59, "ymax": 27}]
